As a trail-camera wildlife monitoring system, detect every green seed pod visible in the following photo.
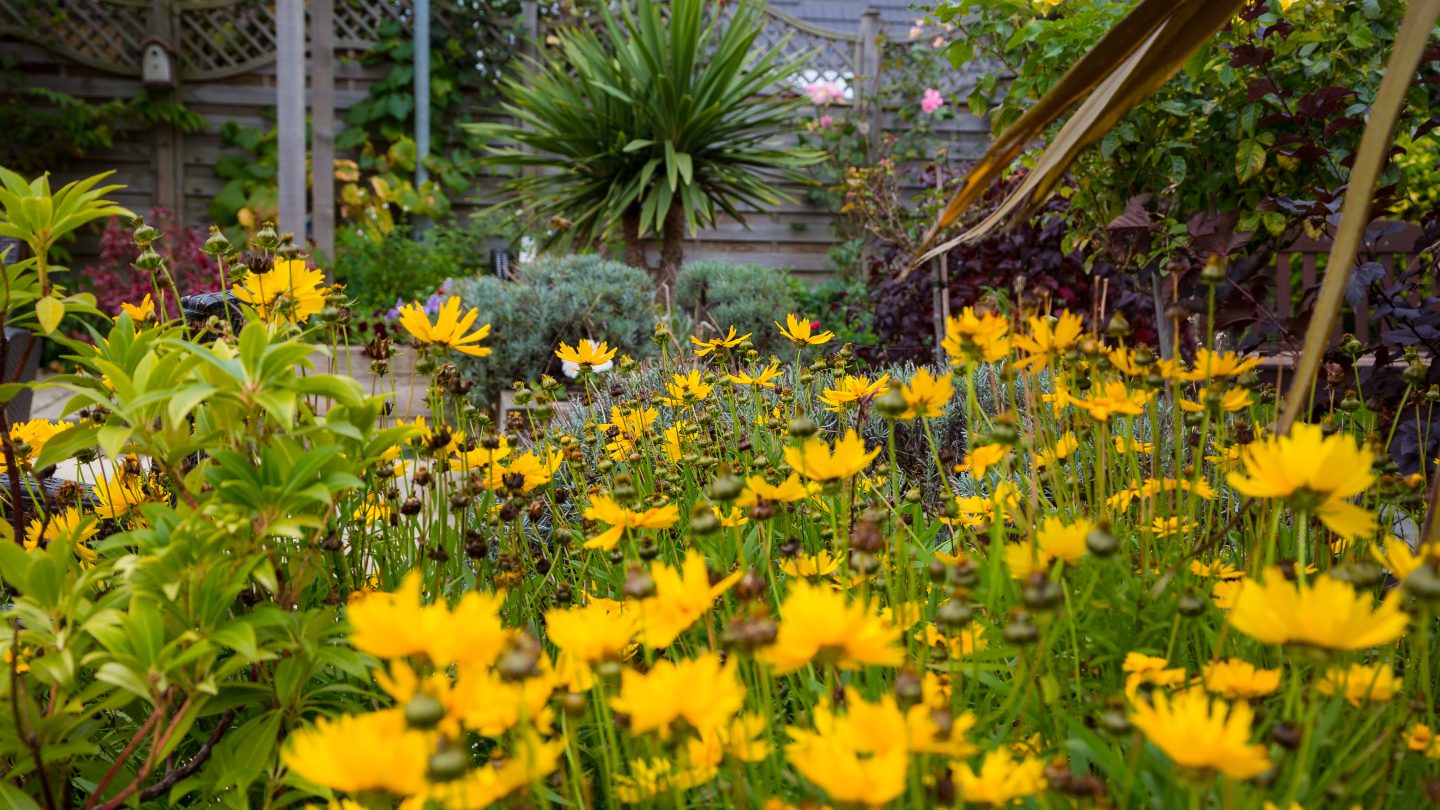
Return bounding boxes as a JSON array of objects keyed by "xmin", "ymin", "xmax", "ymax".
[{"xmin": 404, "ymin": 693, "xmax": 446, "ymax": 730}]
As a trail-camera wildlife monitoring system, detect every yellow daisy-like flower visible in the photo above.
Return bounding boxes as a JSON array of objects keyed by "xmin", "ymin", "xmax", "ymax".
[
  {"xmin": 232, "ymin": 257, "xmax": 329, "ymax": 324},
  {"xmin": 281, "ymin": 709, "xmax": 430, "ymax": 796},
  {"xmin": 397, "ymin": 296, "xmax": 492, "ymax": 357},
  {"xmin": 1004, "ymin": 516, "xmax": 1092, "ymax": 579},
  {"xmin": 637, "ymin": 550, "xmax": 743, "ymax": 648},
  {"xmin": 1073, "ymin": 380, "xmax": 1150, "ymax": 421},
  {"xmin": 1173, "ymin": 348, "xmax": 1262, "ymax": 382},
  {"xmin": 779, "ymin": 549, "xmax": 843, "ymax": 578},
  {"xmin": 92, "ymin": 473, "xmax": 148, "ymax": 520},
  {"xmin": 1129, "ymin": 689, "xmax": 1272, "ymax": 780},
  {"xmin": 24, "ymin": 508, "xmax": 98, "ymax": 561},
  {"xmin": 1372, "ymin": 538, "xmax": 1435, "ymax": 581},
  {"xmin": 1012, "ymin": 311, "xmax": 1084, "ymax": 372},
  {"xmin": 660, "ymin": 369, "xmax": 714, "ymax": 408},
  {"xmin": 775, "ymin": 313, "xmax": 834, "ymax": 346},
  {"xmin": 482, "ymin": 449, "xmax": 562, "ymax": 493},
  {"xmin": 737, "ymin": 473, "xmax": 816, "ymax": 507},
  {"xmin": 555, "ymin": 338, "xmax": 617, "ymax": 368},
  {"xmin": 1316, "ymin": 662, "xmax": 1399, "ymax": 706},
  {"xmin": 8, "ymin": 418, "xmax": 70, "ymax": 464},
  {"xmin": 346, "ymin": 572, "xmax": 509, "ymax": 668},
  {"xmin": 897, "ymin": 367, "xmax": 954, "ymax": 419},
  {"xmin": 581, "ymin": 494, "xmax": 680, "ymax": 551},
  {"xmin": 818, "ymin": 374, "xmax": 890, "ymax": 412},
  {"xmin": 785, "ymin": 697, "xmax": 909, "ymax": 807},
  {"xmin": 610, "ymin": 652, "xmax": 746, "ymax": 739},
  {"xmin": 1033, "ymin": 431, "xmax": 1078, "ymax": 470},
  {"xmin": 956, "ymin": 443, "xmax": 1010, "ymax": 479},
  {"xmin": 1180, "ymin": 385, "xmax": 1252, "ymax": 414},
  {"xmin": 942, "ymin": 307, "xmax": 1010, "ymax": 365},
  {"xmin": 545, "ymin": 601, "xmax": 637, "ymax": 665},
  {"xmin": 1227, "ymin": 423, "xmax": 1376, "ymax": 541},
  {"xmin": 1121, "ymin": 652, "xmax": 1189, "ymax": 700},
  {"xmin": 1202, "ymin": 659, "xmax": 1282, "ymax": 700},
  {"xmin": 783, "ymin": 429, "xmax": 880, "ymax": 482},
  {"xmin": 954, "ymin": 749, "xmax": 1049, "ymax": 806},
  {"xmin": 1227, "ymin": 569, "xmax": 1407, "ymax": 650},
  {"xmin": 119, "ymin": 294, "xmax": 156, "ymax": 322},
  {"xmin": 690, "ymin": 325, "xmax": 751, "ymax": 357},
  {"xmin": 728, "ymin": 363, "xmax": 784, "ymax": 388},
  {"xmin": 762, "ymin": 580, "xmax": 903, "ymax": 672}
]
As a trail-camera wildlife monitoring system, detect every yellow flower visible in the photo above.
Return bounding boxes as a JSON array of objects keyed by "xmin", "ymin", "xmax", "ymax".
[
  {"xmin": 1034, "ymin": 431, "xmax": 1078, "ymax": 470},
  {"xmin": 555, "ymin": 338, "xmax": 617, "ymax": 368},
  {"xmin": 1174, "ymin": 348, "xmax": 1261, "ymax": 382},
  {"xmin": 482, "ymin": 449, "xmax": 562, "ymax": 493},
  {"xmin": 956, "ymin": 443, "xmax": 1010, "ymax": 479},
  {"xmin": 954, "ymin": 749, "xmax": 1048, "ymax": 806},
  {"xmin": 942, "ymin": 307, "xmax": 1010, "ymax": 365},
  {"xmin": 1115, "ymin": 435, "xmax": 1154, "ymax": 455},
  {"xmin": 784, "ymin": 429, "xmax": 880, "ymax": 482},
  {"xmin": 600, "ymin": 405, "xmax": 658, "ymax": 441},
  {"xmin": 661, "ymin": 369, "xmax": 714, "ymax": 407},
  {"xmin": 762, "ymin": 581, "xmax": 903, "ymax": 672},
  {"xmin": 1211, "ymin": 578, "xmax": 1246, "ymax": 610},
  {"xmin": 1004, "ymin": 516, "xmax": 1092, "ymax": 579},
  {"xmin": 1150, "ymin": 516, "xmax": 1196, "ymax": 539},
  {"xmin": 1202, "ymin": 659, "xmax": 1281, "ymax": 700},
  {"xmin": 819, "ymin": 374, "xmax": 890, "ymax": 412},
  {"xmin": 638, "ymin": 550, "xmax": 742, "ymax": 647},
  {"xmin": 920, "ymin": 623, "xmax": 988, "ymax": 659},
  {"xmin": 281, "ymin": 710, "xmax": 429, "ymax": 795},
  {"xmin": 776, "ymin": 313, "xmax": 834, "ymax": 346},
  {"xmin": 1191, "ymin": 559, "xmax": 1245, "ymax": 580},
  {"xmin": 779, "ymin": 549, "xmax": 842, "ymax": 578},
  {"xmin": 582, "ymin": 494, "xmax": 680, "ymax": 551},
  {"xmin": 1074, "ymin": 380, "xmax": 1150, "ymax": 421},
  {"xmin": 92, "ymin": 473, "xmax": 147, "ymax": 520},
  {"xmin": 1316, "ymin": 663, "xmax": 1399, "ymax": 706},
  {"xmin": 1122, "ymin": 652, "xmax": 1189, "ymax": 700},
  {"xmin": 610, "ymin": 653, "xmax": 746, "ymax": 739},
  {"xmin": 1227, "ymin": 569, "xmax": 1407, "ymax": 650},
  {"xmin": 232, "ymin": 257, "xmax": 328, "ymax": 324},
  {"xmin": 895, "ymin": 367, "xmax": 954, "ymax": 418},
  {"xmin": 1129, "ymin": 689, "xmax": 1272, "ymax": 780},
  {"xmin": 1372, "ymin": 539, "xmax": 1435, "ymax": 581},
  {"xmin": 737, "ymin": 473, "xmax": 816, "ymax": 506},
  {"xmin": 691, "ymin": 325, "xmax": 751, "ymax": 356},
  {"xmin": 713, "ymin": 505, "xmax": 749, "ymax": 527},
  {"xmin": 784, "ymin": 692, "xmax": 912, "ymax": 807},
  {"xmin": 1012, "ymin": 311, "xmax": 1084, "ymax": 372},
  {"xmin": 448, "ymin": 434, "xmax": 512, "ymax": 471},
  {"xmin": 1227, "ymin": 423, "xmax": 1376, "ymax": 540},
  {"xmin": 614, "ymin": 749, "xmax": 720, "ymax": 803},
  {"xmin": 1180, "ymin": 385, "xmax": 1252, "ymax": 414},
  {"xmin": 119, "ymin": 294, "xmax": 156, "ymax": 322},
  {"xmin": 352, "ymin": 497, "xmax": 391, "ymax": 525},
  {"xmin": 24, "ymin": 508, "xmax": 98, "ymax": 561},
  {"xmin": 346, "ymin": 573, "xmax": 509, "ymax": 667},
  {"xmin": 8, "ymin": 418, "xmax": 69, "ymax": 464},
  {"xmin": 729, "ymin": 363, "xmax": 784, "ymax": 387},
  {"xmin": 545, "ymin": 601, "xmax": 637, "ymax": 665},
  {"xmin": 397, "ymin": 296, "xmax": 492, "ymax": 357},
  {"xmin": 1404, "ymin": 723, "xmax": 1440, "ymax": 758}
]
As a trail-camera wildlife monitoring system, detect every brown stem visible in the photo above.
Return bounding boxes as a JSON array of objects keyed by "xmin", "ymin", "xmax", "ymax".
[
  {"xmin": 138, "ymin": 709, "xmax": 236, "ymax": 801},
  {"xmin": 92, "ymin": 695, "xmax": 191, "ymax": 810},
  {"xmin": 11, "ymin": 624, "xmax": 58, "ymax": 810},
  {"xmin": 81, "ymin": 707, "xmax": 160, "ymax": 810},
  {"xmin": 0, "ymin": 329, "xmax": 25, "ymax": 544}
]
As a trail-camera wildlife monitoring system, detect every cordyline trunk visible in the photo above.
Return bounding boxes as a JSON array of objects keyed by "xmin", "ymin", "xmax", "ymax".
[
  {"xmin": 621, "ymin": 208, "xmax": 648, "ymax": 272},
  {"xmin": 656, "ymin": 202, "xmax": 685, "ymax": 295}
]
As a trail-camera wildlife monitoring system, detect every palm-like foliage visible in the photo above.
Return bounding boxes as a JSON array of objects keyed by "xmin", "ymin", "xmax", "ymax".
[{"xmin": 467, "ymin": 0, "xmax": 819, "ymax": 290}]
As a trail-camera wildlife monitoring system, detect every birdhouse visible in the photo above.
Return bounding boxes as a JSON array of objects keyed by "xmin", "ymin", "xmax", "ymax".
[{"xmin": 140, "ymin": 37, "xmax": 176, "ymax": 88}]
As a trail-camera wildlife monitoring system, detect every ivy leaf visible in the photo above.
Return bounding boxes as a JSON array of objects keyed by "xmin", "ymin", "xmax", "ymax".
[{"xmin": 1235, "ymin": 137, "xmax": 1267, "ymax": 183}]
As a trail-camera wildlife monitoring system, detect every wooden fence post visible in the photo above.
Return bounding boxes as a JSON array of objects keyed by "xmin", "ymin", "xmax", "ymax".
[
  {"xmin": 312, "ymin": 0, "xmax": 336, "ymax": 265},
  {"xmin": 857, "ymin": 8, "xmax": 884, "ymax": 162},
  {"xmin": 147, "ymin": 0, "xmax": 183, "ymax": 217},
  {"xmin": 276, "ymin": 0, "xmax": 307, "ymax": 240}
]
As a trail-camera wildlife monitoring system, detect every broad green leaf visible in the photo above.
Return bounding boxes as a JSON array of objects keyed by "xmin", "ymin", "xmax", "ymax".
[{"xmin": 1235, "ymin": 138, "xmax": 1267, "ymax": 183}]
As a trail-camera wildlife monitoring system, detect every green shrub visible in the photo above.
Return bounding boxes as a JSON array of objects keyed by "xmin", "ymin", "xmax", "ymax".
[
  {"xmin": 334, "ymin": 215, "xmax": 514, "ymax": 314},
  {"xmin": 451, "ymin": 254, "xmax": 658, "ymax": 404},
  {"xmin": 675, "ymin": 260, "xmax": 797, "ymax": 356}
]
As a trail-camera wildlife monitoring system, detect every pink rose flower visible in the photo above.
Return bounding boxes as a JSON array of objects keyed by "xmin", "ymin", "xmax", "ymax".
[
  {"xmin": 920, "ymin": 88, "xmax": 944, "ymax": 115},
  {"xmin": 818, "ymin": 114, "xmax": 834, "ymax": 128}
]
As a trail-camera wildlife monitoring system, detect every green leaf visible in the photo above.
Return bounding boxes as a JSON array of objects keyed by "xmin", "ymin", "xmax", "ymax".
[
  {"xmin": 0, "ymin": 782, "xmax": 43, "ymax": 810},
  {"xmin": 35, "ymin": 295, "xmax": 63, "ymax": 333},
  {"xmin": 1235, "ymin": 138, "xmax": 1267, "ymax": 183},
  {"xmin": 34, "ymin": 422, "xmax": 98, "ymax": 472}
]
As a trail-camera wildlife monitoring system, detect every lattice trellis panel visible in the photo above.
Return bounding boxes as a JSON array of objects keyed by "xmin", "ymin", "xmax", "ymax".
[
  {"xmin": 334, "ymin": 0, "xmax": 407, "ymax": 51},
  {"xmin": 714, "ymin": 4, "xmax": 860, "ymax": 102},
  {"xmin": 0, "ymin": 0, "xmax": 150, "ymax": 76},
  {"xmin": 177, "ymin": 1, "xmax": 279, "ymax": 80}
]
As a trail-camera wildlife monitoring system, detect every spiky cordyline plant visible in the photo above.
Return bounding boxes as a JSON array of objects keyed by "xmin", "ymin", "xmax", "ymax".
[{"xmin": 467, "ymin": 0, "xmax": 821, "ymax": 291}]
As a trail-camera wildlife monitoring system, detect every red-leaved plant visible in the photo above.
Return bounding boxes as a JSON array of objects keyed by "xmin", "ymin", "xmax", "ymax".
[{"xmin": 82, "ymin": 207, "xmax": 221, "ymax": 319}]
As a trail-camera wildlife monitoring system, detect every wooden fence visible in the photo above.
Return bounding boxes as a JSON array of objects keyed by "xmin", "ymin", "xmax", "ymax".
[{"xmin": 0, "ymin": 0, "xmax": 993, "ymax": 279}]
